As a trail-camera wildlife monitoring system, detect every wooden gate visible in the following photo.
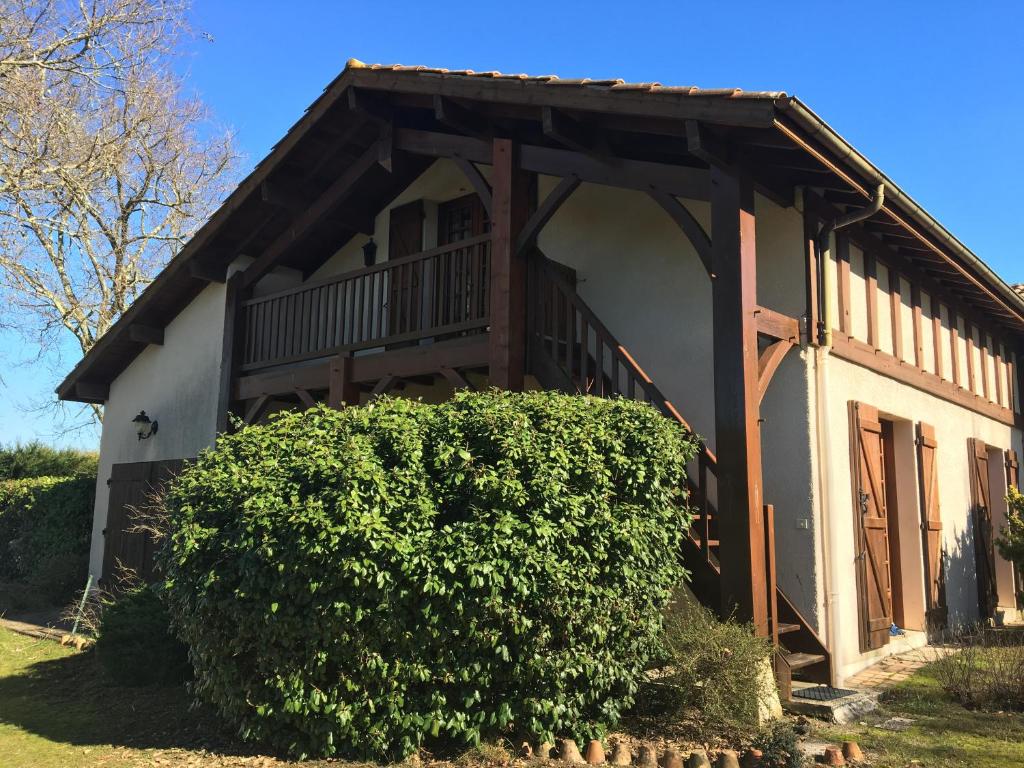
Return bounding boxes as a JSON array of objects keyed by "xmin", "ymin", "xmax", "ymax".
[
  {"xmin": 916, "ymin": 422, "xmax": 947, "ymax": 628},
  {"xmin": 968, "ymin": 438, "xmax": 998, "ymax": 620},
  {"xmin": 850, "ymin": 402, "xmax": 893, "ymax": 651},
  {"xmin": 101, "ymin": 459, "xmax": 185, "ymax": 586}
]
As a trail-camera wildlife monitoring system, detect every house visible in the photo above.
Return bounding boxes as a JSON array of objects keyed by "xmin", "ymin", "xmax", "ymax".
[{"xmin": 57, "ymin": 60, "xmax": 1024, "ymax": 691}]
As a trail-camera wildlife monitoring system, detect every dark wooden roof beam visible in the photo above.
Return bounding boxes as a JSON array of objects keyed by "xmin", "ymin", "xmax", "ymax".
[
  {"xmin": 395, "ymin": 127, "xmax": 710, "ymax": 200},
  {"xmin": 516, "ymin": 174, "xmax": 581, "ymax": 255},
  {"xmin": 453, "ymin": 157, "xmax": 492, "ymax": 216},
  {"xmin": 649, "ymin": 189, "xmax": 713, "ymax": 277},
  {"xmin": 542, "ymin": 106, "xmax": 600, "ymax": 153},
  {"xmin": 434, "ymin": 95, "xmax": 490, "ymax": 139},
  {"xmin": 75, "ymin": 379, "xmax": 109, "ymax": 402},
  {"xmin": 347, "ymin": 87, "xmax": 393, "ymax": 124},
  {"xmin": 188, "ymin": 259, "xmax": 227, "ymax": 283},
  {"xmin": 127, "ymin": 324, "xmax": 164, "ymax": 346}
]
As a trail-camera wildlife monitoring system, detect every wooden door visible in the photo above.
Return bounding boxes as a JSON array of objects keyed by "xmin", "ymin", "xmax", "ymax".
[
  {"xmin": 916, "ymin": 422, "xmax": 947, "ymax": 628},
  {"xmin": 387, "ymin": 200, "xmax": 425, "ymax": 336},
  {"xmin": 851, "ymin": 402, "xmax": 893, "ymax": 651},
  {"xmin": 101, "ymin": 459, "xmax": 184, "ymax": 587},
  {"xmin": 968, "ymin": 438, "xmax": 998, "ymax": 620}
]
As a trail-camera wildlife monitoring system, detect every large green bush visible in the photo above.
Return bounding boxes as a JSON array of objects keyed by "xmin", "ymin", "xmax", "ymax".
[
  {"xmin": 161, "ymin": 391, "xmax": 698, "ymax": 760},
  {"xmin": 0, "ymin": 441, "xmax": 98, "ymax": 480},
  {"xmin": 95, "ymin": 585, "xmax": 192, "ymax": 686},
  {"xmin": 0, "ymin": 475, "xmax": 95, "ymax": 602}
]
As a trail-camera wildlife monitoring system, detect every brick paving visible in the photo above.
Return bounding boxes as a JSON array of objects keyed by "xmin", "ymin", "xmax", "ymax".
[{"xmin": 846, "ymin": 646, "xmax": 956, "ymax": 689}]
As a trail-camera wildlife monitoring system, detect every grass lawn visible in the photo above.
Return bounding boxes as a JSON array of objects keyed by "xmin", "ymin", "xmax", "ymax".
[
  {"xmin": 4, "ymin": 624, "xmax": 1024, "ymax": 768},
  {"xmin": 815, "ymin": 658, "xmax": 1024, "ymax": 768}
]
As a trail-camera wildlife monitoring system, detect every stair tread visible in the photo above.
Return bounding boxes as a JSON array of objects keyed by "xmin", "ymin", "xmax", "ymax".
[
  {"xmin": 783, "ymin": 652, "xmax": 827, "ymax": 670},
  {"xmin": 777, "ymin": 622, "xmax": 801, "ymax": 635}
]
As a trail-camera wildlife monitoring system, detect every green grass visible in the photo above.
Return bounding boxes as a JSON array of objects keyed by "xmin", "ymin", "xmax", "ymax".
[{"xmin": 816, "ymin": 659, "xmax": 1024, "ymax": 768}]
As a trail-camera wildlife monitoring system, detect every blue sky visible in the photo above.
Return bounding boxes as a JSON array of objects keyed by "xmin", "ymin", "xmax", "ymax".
[{"xmin": 2, "ymin": 0, "xmax": 1022, "ymax": 449}]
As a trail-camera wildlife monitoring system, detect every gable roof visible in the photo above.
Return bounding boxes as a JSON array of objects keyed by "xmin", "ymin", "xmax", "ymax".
[{"xmin": 56, "ymin": 59, "xmax": 1024, "ymax": 403}]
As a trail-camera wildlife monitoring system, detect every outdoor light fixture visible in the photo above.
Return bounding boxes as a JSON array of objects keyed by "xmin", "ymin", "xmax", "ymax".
[
  {"xmin": 132, "ymin": 410, "xmax": 158, "ymax": 441},
  {"xmin": 362, "ymin": 237, "xmax": 377, "ymax": 267}
]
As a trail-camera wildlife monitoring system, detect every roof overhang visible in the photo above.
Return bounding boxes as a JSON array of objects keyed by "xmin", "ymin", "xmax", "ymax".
[{"xmin": 56, "ymin": 60, "xmax": 1024, "ymax": 403}]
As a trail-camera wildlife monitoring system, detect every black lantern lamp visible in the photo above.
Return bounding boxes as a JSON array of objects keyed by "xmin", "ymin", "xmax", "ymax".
[
  {"xmin": 132, "ymin": 410, "xmax": 158, "ymax": 440},
  {"xmin": 362, "ymin": 237, "xmax": 377, "ymax": 267}
]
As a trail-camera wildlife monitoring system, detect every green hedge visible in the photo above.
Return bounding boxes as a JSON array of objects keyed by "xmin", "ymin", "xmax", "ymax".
[
  {"xmin": 0, "ymin": 475, "xmax": 95, "ymax": 602},
  {"xmin": 0, "ymin": 441, "xmax": 98, "ymax": 480},
  {"xmin": 161, "ymin": 391, "xmax": 698, "ymax": 760}
]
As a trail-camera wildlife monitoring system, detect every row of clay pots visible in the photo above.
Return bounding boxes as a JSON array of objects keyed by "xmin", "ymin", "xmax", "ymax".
[
  {"xmin": 525, "ymin": 739, "xmax": 758, "ymax": 768},
  {"xmin": 525, "ymin": 738, "xmax": 865, "ymax": 767}
]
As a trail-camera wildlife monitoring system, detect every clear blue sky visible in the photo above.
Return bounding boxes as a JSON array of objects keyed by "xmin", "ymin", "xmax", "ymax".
[{"xmin": 3, "ymin": 0, "xmax": 1022, "ymax": 449}]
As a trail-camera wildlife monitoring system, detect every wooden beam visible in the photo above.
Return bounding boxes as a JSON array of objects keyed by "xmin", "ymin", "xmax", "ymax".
[
  {"xmin": 128, "ymin": 324, "xmax": 164, "ymax": 346},
  {"xmin": 758, "ymin": 339, "xmax": 793, "ymax": 403},
  {"xmin": 370, "ymin": 374, "xmax": 399, "ymax": 397},
  {"xmin": 755, "ymin": 306, "xmax": 800, "ymax": 342},
  {"xmin": 395, "ymin": 128, "xmax": 710, "ymax": 200},
  {"xmin": 804, "ymin": 207, "xmax": 820, "ymax": 346},
  {"xmin": 965, "ymin": 320, "xmax": 977, "ymax": 394},
  {"xmin": 516, "ymin": 174, "xmax": 580, "ymax": 256},
  {"xmin": 910, "ymin": 283, "xmax": 924, "ymax": 370},
  {"xmin": 542, "ymin": 106, "xmax": 595, "ymax": 152},
  {"xmin": 453, "ymin": 156, "xmax": 493, "ymax": 217},
  {"xmin": 889, "ymin": 267, "xmax": 903, "ymax": 361},
  {"xmin": 243, "ymin": 394, "xmax": 269, "ymax": 425},
  {"xmin": 865, "ymin": 252, "xmax": 879, "ymax": 349},
  {"xmin": 188, "ymin": 259, "xmax": 227, "ymax": 284},
  {"xmin": 434, "ymin": 95, "xmax": 490, "ymax": 139},
  {"xmin": 488, "ymin": 138, "xmax": 530, "ymax": 390},
  {"xmin": 261, "ymin": 180, "xmax": 306, "ymax": 213},
  {"xmin": 931, "ymin": 294, "xmax": 944, "ymax": 380},
  {"xmin": 439, "ymin": 366, "xmax": 472, "ymax": 390},
  {"xmin": 710, "ymin": 164, "xmax": 769, "ymax": 637},
  {"xmin": 832, "ymin": 335, "xmax": 1016, "ymax": 426},
  {"xmin": 242, "ymin": 139, "xmax": 387, "ymax": 289},
  {"xmin": 836, "ymin": 231, "xmax": 852, "ymax": 336},
  {"xmin": 347, "ymin": 87, "xmax": 393, "ymax": 123},
  {"xmin": 216, "ymin": 272, "xmax": 245, "ymax": 434},
  {"xmin": 327, "ymin": 353, "xmax": 359, "ymax": 408},
  {"xmin": 649, "ymin": 190, "xmax": 713, "ymax": 278},
  {"xmin": 950, "ymin": 310, "xmax": 961, "ymax": 387}
]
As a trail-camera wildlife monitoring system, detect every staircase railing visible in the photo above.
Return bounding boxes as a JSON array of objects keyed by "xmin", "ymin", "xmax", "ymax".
[{"xmin": 530, "ymin": 255, "xmax": 719, "ymax": 554}]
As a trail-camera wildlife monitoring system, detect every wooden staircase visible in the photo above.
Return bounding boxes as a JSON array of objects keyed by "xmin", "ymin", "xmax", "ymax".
[{"xmin": 528, "ymin": 255, "xmax": 831, "ymax": 694}]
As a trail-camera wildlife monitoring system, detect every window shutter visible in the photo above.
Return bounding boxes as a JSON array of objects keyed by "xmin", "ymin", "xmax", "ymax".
[
  {"xmin": 915, "ymin": 422, "xmax": 946, "ymax": 628},
  {"xmin": 850, "ymin": 401, "xmax": 893, "ymax": 651},
  {"xmin": 1005, "ymin": 449, "xmax": 1020, "ymax": 489},
  {"xmin": 388, "ymin": 200, "xmax": 424, "ymax": 260},
  {"xmin": 968, "ymin": 438, "xmax": 998, "ymax": 619}
]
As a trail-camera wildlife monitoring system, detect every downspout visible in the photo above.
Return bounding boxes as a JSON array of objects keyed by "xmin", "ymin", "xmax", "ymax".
[{"xmin": 810, "ymin": 183, "xmax": 883, "ymax": 683}]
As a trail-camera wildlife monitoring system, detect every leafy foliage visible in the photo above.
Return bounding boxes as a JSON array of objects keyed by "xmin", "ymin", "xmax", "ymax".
[
  {"xmin": 660, "ymin": 594, "xmax": 774, "ymax": 732},
  {"xmin": 160, "ymin": 391, "xmax": 698, "ymax": 760},
  {"xmin": 0, "ymin": 442, "xmax": 97, "ymax": 481},
  {"xmin": 95, "ymin": 585, "xmax": 191, "ymax": 687},
  {"xmin": 751, "ymin": 721, "xmax": 804, "ymax": 768},
  {"xmin": 0, "ymin": 475, "xmax": 94, "ymax": 602},
  {"xmin": 997, "ymin": 487, "xmax": 1024, "ymax": 582}
]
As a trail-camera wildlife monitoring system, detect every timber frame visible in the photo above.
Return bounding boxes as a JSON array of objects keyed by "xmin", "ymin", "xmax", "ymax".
[{"xmin": 58, "ymin": 61, "xmax": 1024, "ymax": 690}]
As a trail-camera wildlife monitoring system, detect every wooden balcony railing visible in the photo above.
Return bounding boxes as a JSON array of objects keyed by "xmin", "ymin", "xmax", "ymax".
[{"xmin": 241, "ymin": 235, "xmax": 491, "ymax": 371}]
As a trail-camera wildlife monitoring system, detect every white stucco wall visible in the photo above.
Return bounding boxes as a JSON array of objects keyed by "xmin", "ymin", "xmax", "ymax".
[
  {"xmin": 821, "ymin": 353, "xmax": 1022, "ymax": 683},
  {"xmin": 87, "ymin": 282, "xmax": 226, "ymax": 580}
]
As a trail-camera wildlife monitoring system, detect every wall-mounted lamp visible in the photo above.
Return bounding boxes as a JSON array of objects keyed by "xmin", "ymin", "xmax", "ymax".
[
  {"xmin": 362, "ymin": 237, "xmax": 377, "ymax": 267},
  {"xmin": 132, "ymin": 410, "xmax": 158, "ymax": 441}
]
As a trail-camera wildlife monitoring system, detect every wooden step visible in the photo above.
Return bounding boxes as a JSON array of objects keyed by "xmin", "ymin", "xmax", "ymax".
[
  {"xmin": 776, "ymin": 622, "xmax": 801, "ymax": 636},
  {"xmin": 783, "ymin": 651, "xmax": 827, "ymax": 671}
]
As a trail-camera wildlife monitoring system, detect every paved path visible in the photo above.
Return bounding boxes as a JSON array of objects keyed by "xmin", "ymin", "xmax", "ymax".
[{"xmin": 846, "ymin": 645, "xmax": 956, "ymax": 689}]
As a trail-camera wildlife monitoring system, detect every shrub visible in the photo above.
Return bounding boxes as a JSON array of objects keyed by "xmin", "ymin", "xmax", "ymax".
[
  {"xmin": 997, "ymin": 487, "xmax": 1024, "ymax": 581},
  {"xmin": 160, "ymin": 391, "xmax": 698, "ymax": 760},
  {"xmin": 660, "ymin": 593, "xmax": 774, "ymax": 732},
  {"xmin": 0, "ymin": 441, "xmax": 98, "ymax": 480},
  {"xmin": 0, "ymin": 475, "xmax": 95, "ymax": 602},
  {"xmin": 932, "ymin": 628, "xmax": 1024, "ymax": 710},
  {"xmin": 751, "ymin": 721, "xmax": 803, "ymax": 768},
  {"xmin": 94, "ymin": 585, "xmax": 191, "ymax": 686}
]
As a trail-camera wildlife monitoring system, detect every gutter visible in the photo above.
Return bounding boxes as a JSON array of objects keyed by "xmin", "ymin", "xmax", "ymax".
[{"xmin": 775, "ymin": 97, "xmax": 1024, "ymax": 327}]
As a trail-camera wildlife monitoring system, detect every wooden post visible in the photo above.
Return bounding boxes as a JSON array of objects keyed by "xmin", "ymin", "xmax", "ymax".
[
  {"xmin": 327, "ymin": 353, "xmax": 359, "ymax": 408},
  {"xmin": 216, "ymin": 271, "xmax": 245, "ymax": 435},
  {"xmin": 710, "ymin": 165, "xmax": 769, "ymax": 637},
  {"xmin": 488, "ymin": 138, "xmax": 530, "ymax": 390},
  {"xmin": 803, "ymin": 206, "xmax": 820, "ymax": 346}
]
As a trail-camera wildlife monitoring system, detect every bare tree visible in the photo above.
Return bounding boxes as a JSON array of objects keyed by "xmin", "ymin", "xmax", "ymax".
[{"xmin": 0, "ymin": 0, "xmax": 239, "ymax": 423}]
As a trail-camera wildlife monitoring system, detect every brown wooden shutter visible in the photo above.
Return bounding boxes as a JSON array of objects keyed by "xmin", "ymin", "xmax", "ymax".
[
  {"xmin": 388, "ymin": 200, "xmax": 424, "ymax": 260},
  {"xmin": 1005, "ymin": 449, "xmax": 1020, "ymax": 489},
  {"xmin": 968, "ymin": 438, "xmax": 998, "ymax": 619},
  {"xmin": 915, "ymin": 422, "xmax": 947, "ymax": 627},
  {"xmin": 387, "ymin": 201, "xmax": 424, "ymax": 337},
  {"xmin": 850, "ymin": 402, "xmax": 893, "ymax": 651}
]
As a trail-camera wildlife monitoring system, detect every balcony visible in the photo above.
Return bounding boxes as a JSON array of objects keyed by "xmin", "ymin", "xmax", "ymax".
[{"xmin": 240, "ymin": 235, "xmax": 491, "ymax": 372}]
